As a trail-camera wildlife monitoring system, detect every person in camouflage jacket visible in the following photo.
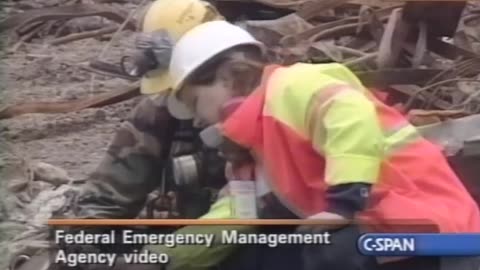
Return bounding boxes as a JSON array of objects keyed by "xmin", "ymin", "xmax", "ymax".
[{"xmin": 71, "ymin": 93, "xmax": 224, "ymax": 220}]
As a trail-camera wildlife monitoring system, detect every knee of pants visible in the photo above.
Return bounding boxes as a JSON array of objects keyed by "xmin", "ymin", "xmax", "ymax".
[
  {"xmin": 303, "ymin": 246, "xmax": 377, "ymax": 270},
  {"xmin": 441, "ymin": 256, "xmax": 480, "ymax": 270},
  {"xmin": 301, "ymin": 226, "xmax": 377, "ymax": 270},
  {"xmin": 302, "ymin": 245, "xmax": 336, "ymax": 268}
]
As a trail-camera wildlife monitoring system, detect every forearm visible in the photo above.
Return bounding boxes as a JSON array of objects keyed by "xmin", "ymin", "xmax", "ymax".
[
  {"xmin": 73, "ymin": 151, "xmax": 164, "ymax": 219},
  {"xmin": 66, "ymin": 96, "xmax": 175, "ymax": 219},
  {"xmin": 307, "ymin": 85, "xmax": 382, "ymax": 222}
]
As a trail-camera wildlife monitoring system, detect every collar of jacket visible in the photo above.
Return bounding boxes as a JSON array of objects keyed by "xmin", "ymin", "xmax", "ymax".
[{"xmin": 221, "ymin": 64, "xmax": 281, "ymax": 148}]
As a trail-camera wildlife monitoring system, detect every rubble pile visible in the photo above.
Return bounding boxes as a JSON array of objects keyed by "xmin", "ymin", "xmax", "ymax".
[
  {"xmin": 208, "ymin": 0, "xmax": 480, "ymax": 125},
  {"xmin": 0, "ymin": 0, "xmax": 479, "ymax": 123},
  {"xmin": 0, "ymin": 140, "xmax": 175, "ymax": 269}
]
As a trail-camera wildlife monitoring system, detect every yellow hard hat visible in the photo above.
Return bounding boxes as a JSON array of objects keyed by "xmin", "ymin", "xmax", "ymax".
[{"xmin": 140, "ymin": 0, "xmax": 224, "ymax": 95}]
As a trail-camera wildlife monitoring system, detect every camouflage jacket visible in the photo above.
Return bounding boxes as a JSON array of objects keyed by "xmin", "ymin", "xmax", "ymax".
[{"xmin": 70, "ymin": 93, "xmax": 218, "ymax": 219}]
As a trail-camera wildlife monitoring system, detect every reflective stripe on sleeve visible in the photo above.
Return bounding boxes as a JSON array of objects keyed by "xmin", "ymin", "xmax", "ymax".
[
  {"xmin": 305, "ymin": 84, "xmax": 354, "ymax": 148},
  {"xmin": 383, "ymin": 124, "xmax": 422, "ymax": 155},
  {"xmin": 306, "ymin": 86, "xmax": 383, "ymax": 186}
]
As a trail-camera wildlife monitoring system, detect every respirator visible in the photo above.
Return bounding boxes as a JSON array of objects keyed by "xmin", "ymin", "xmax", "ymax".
[
  {"xmin": 121, "ymin": 29, "xmax": 174, "ymax": 77},
  {"xmin": 198, "ymin": 97, "xmax": 253, "ymax": 165},
  {"xmin": 166, "ymin": 97, "xmax": 251, "ymax": 189},
  {"xmin": 167, "ymin": 147, "xmax": 227, "ymax": 190}
]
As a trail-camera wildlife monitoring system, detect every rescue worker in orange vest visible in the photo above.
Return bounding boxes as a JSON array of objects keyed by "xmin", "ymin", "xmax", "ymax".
[{"xmin": 165, "ymin": 21, "xmax": 480, "ymax": 270}]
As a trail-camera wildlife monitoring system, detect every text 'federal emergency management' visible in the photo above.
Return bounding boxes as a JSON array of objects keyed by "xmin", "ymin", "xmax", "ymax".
[{"xmin": 53, "ymin": 229, "xmax": 332, "ymax": 267}]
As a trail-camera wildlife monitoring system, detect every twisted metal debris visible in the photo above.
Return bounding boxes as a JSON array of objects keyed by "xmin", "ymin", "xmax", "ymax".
[{"xmin": 0, "ymin": 0, "xmax": 479, "ymax": 122}]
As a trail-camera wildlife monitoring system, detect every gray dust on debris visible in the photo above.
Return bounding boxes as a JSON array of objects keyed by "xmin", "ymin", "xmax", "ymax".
[{"xmin": 0, "ymin": 2, "xmax": 144, "ymax": 267}]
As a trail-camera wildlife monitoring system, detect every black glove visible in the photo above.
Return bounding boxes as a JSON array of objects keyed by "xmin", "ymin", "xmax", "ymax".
[{"xmin": 198, "ymin": 148, "xmax": 227, "ymax": 189}]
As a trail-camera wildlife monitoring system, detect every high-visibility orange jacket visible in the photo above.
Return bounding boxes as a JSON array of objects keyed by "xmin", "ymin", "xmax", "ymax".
[{"xmin": 222, "ymin": 63, "xmax": 480, "ymax": 233}]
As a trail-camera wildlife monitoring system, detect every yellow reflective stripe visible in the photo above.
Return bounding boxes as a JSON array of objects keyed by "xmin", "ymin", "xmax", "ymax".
[
  {"xmin": 384, "ymin": 124, "xmax": 421, "ymax": 155},
  {"xmin": 263, "ymin": 63, "xmax": 384, "ymax": 185},
  {"xmin": 312, "ymin": 91, "xmax": 383, "ymax": 185},
  {"xmin": 264, "ymin": 63, "xmax": 367, "ymax": 136},
  {"xmin": 306, "ymin": 84, "xmax": 353, "ymax": 148},
  {"xmin": 325, "ymin": 155, "xmax": 381, "ymax": 186},
  {"xmin": 264, "ymin": 66, "xmax": 323, "ymax": 135}
]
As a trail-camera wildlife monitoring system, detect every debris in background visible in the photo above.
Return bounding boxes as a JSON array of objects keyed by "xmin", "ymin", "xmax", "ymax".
[
  {"xmin": 0, "ymin": 3, "xmax": 137, "ymax": 50},
  {"xmin": 2, "ymin": 159, "xmax": 178, "ymax": 269},
  {"xmin": 0, "ymin": 86, "xmax": 139, "ymax": 120},
  {"xmin": 1, "ymin": 0, "xmax": 479, "ymax": 121},
  {"xmin": 407, "ymin": 109, "xmax": 470, "ymax": 126},
  {"xmin": 418, "ymin": 114, "xmax": 480, "ymax": 156},
  {"xmin": 30, "ymin": 161, "xmax": 73, "ymax": 186}
]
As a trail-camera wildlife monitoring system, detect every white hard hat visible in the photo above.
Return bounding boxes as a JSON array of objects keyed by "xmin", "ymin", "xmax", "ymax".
[{"xmin": 169, "ymin": 21, "xmax": 264, "ymax": 93}]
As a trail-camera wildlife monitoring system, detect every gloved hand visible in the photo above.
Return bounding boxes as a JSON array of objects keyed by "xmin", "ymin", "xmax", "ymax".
[{"xmin": 296, "ymin": 211, "xmax": 350, "ymax": 234}]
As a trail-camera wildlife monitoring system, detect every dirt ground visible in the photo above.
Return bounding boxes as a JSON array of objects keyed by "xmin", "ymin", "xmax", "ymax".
[
  {"xmin": 0, "ymin": 9, "xmax": 144, "ymax": 266},
  {"xmin": 0, "ymin": 33, "xmax": 142, "ymax": 179}
]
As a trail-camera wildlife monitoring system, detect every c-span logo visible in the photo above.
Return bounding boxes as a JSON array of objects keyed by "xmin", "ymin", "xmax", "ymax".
[
  {"xmin": 358, "ymin": 233, "xmax": 480, "ymax": 256},
  {"xmin": 358, "ymin": 234, "xmax": 416, "ymax": 256}
]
